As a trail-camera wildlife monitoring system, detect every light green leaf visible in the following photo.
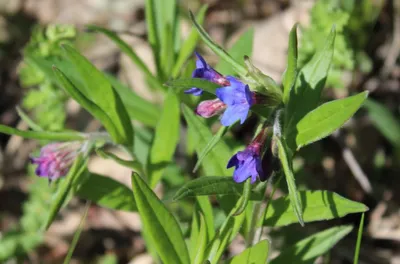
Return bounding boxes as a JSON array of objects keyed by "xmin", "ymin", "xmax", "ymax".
[
  {"xmin": 131, "ymin": 173, "xmax": 190, "ymax": 264},
  {"xmin": 16, "ymin": 106, "xmax": 43, "ymax": 131},
  {"xmin": 148, "ymin": 90, "xmax": 180, "ymax": 187},
  {"xmin": 77, "ymin": 173, "xmax": 137, "ymax": 212},
  {"xmin": 196, "ymin": 196, "xmax": 215, "ymax": 241},
  {"xmin": 270, "ymin": 225, "xmax": 353, "ymax": 264},
  {"xmin": 191, "ymin": 214, "xmax": 208, "ymax": 264},
  {"xmin": 364, "ymin": 98, "xmax": 400, "ymax": 147},
  {"xmin": 193, "ymin": 125, "xmax": 229, "ymax": 173},
  {"xmin": 296, "ymin": 91, "xmax": 369, "ymax": 149},
  {"xmin": 95, "ymin": 148, "xmax": 143, "ymax": 174},
  {"xmin": 189, "ymin": 10, "xmax": 247, "ymax": 77},
  {"xmin": 0, "ymin": 124, "xmax": 84, "ymax": 141},
  {"xmin": 182, "ymin": 105, "xmax": 232, "ymax": 176},
  {"xmin": 264, "ymin": 190, "xmax": 368, "ymax": 226},
  {"xmin": 44, "ymin": 154, "xmax": 87, "ymax": 230},
  {"xmin": 53, "ymin": 67, "xmax": 122, "ymax": 143},
  {"xmin": 216, "ymin": 27, "xmax": 254, "ymax": 75},
  {"xmin": 61, "ymin": 45, "xmax": 133, "ymax": 146},
  {"xmin": 172, "ymin": 5, "xmax": 208, "ymax": 78},
  {"xmin": 282, "ymin": 24, "xmax": 298, "ymax": 105},
  {"xmin": 225, "ymin": 239, "xmax": 269, "ymax": 264},
  {"xmin": 285, "ymin": 26, "xmax": 336, "ymax": 150},
  {"xmin": 353, "ymin": 213, "xmax": 365, "ymax": 264},
  {"xmin": 276, "ymin": 136, "xmax": 304, "ymax": 226}
]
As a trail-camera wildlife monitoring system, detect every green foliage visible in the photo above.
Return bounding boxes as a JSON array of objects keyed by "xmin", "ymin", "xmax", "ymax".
[{"xmin": 225, "ymin": 239, "xmax": 269, "ymax": 264}]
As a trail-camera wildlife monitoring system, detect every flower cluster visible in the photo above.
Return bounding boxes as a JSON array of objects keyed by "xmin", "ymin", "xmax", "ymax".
[
  {"xmin": 186, "ymin": 53, "xmax": 278, "ymax": 183},
  {"xmin": 30, "ymin": 142, "xmax": 82, "ymax": 182}
]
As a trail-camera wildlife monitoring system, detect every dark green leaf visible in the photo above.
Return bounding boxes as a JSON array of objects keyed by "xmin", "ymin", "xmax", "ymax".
[
  {"xmin": 0, "ymin": 124, "xmax": 84, "ymax": 141},
  {"xmin": 282, "ymin": 24, "xmax": 298, "ymax": 105},
  {"xmin": 270, "ymin": 225, "xmax": 353, "ymax": 264},
  {"xmin": 264, "ymin": 190, "xmax": 368, "ymax": 226},
  {"xmin": 295, "ymin": 91, "xmax": 369, "ymax": 149},
  {"xmin": 148, "ymin": 90, "xmax": 180, "ymax": 187},
  {"xmin": 77, "ymin": 173, "xmax": 137, "ymax": 212},
  {"xmin": 131, "ymin": 173, "xmax": 190, "ymax": 264},
  {"xmin": 225, "ymin": 239, "xmax": 269, "ymax": 264},
  {"xmin": 276, "ymin": 136, "xmax": 304, "ymax": 226},
  {"xmin": 353, "ymin": 213, "xmax": 365, "ymax": 264},
  {"xmin": 61, "ymin": 45, "xmax": 133, "ymax": 146}
]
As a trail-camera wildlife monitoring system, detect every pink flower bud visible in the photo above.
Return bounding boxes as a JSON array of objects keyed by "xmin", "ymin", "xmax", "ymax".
[{"xmin": 195, "ymin": 99, "xmax": 227, "ymax": 118}]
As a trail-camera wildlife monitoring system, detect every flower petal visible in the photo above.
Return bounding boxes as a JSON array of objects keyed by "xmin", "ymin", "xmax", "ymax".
[
  {"xmin": 216, "ymin": 86, "xmax": 236, "ymax": 105},
  {"xmin": 227, "ymin": 154, "xmax": 239, "ymax": 168},
  {"xmin": 220, "ymin": 104, "xmax": 249, "ymax": 126},
  {"xmin": 195, "ymin": 52, "xmax": 208, "ymax": 69}
]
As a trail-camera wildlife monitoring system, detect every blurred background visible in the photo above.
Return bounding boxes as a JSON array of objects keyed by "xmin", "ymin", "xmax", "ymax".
[{"xmin": 0, "ymin": 0, "xmax": 399, "ymax": 263}]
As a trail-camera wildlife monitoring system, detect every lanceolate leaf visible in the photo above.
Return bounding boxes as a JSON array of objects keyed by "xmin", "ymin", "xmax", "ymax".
[
  {"xmin": 285, "ymin": 27, "xmax": 336, "ymax": 148},
  {"xmin": 148, "ymin": 90, "xmax": 180, "ymax": 187},
  {"xmin": 182, "ymin": 105, "xmax": 233, "ymax": 176},
  {"xmin": 276, "ymin": 136, "xmax": 304, "ymax": 226},
  {"xmin": 172, "ymin": 5, "xmax": 208, "ymax": 78},
  {"xmin": 282, "ymin": 24, "xmax": 298, "ymax": 105},
  {"xmin": 131, "ymin": 173, "xmax": 190, "ymax": 264},
  {"xmin": 264, "ymin": 190, "xmax": 368, "ymax": 227},
  {"xmin": 295, "ymin": 91, "xmax": 369, "ymax": 149},
  {"xmin": 61, "ymin": 45, "xmax": 133, "ymax": 146},
  {"xmin": 77, "ymin": 173, "xmax": 137, "ymax": 212},
  {"xmin": 189, "ymin": 10, "xmax": 247, "ymax": 77},
  {"xmin": 270, "ymin": 225, "xmax": 353, "ymax": 264},
  {"xmin": 225, "ymin": 239, "xmax": 269, "ymax": 264}
]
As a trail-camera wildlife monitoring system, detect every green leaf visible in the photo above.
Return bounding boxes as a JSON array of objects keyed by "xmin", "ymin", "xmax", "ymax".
[
  {"xmin": 193, "ymin": 125, "xmax": 229, "ymax": 173},
  {"xmin": 105, "ymin": 74, "xmax": 160, "ymax": 127},
  {"xmin": 276, "ymin": 136, "xmax": 304, "ymax": 226},
  {"xmin": 96, "ymin": 148, "xmax": 143, "ymax": 174},
  {"xmin": 216, "ymin": 27, "xmax": 254, "ymax": 75},
  {"xmin": 86, "ymin": 25, "xmax": 161, "ymax": 88},
  {"xmin": 0, "ymin": 124, "xmax": 84, "ymax": 141},
  {"xmin": 61, "ymin": 45, "xmax": 133, "ymax": 146},
  {"xmin": 77, "ymin": 173, "xmax": 137, "ymax": 212},
  {"xmin": 282, "ymin": 24, "xmax": 298, "ymax": 105},
  {"xmin": 225, "ymin": 239, "xmax": 269, "ymax": 264},
  {"xmin": 16, "ymin": 106, "xmax": 43, "ymax": 131},
  {"xmin": 295, "ymin": 91, "xmax": 369, "ymax": 149},
  {"xmin": 270, "ymin": 225, "xmax": 353, "ymax": 264},
  {"xmin": 189, "ymin": 10, "xmax": 247, "ymax": 77},
  {"xmin": 232, "ymin": 178, "xmax": 252, "ymax": 216},
  {"xmin": 165, "ymin": 78, "xmax": 221, "ymax": 94},
  {"xmin": 148, "ymin": 90, "xmax": 180, "ymax": 187},
  {"xmin": 264, "ymin": 190, "xmax": 368, "ymax": 226},
  {"xmin": 285, "ymin": 27, "xmax": 336, "ymax": 145},
  {"xmin": 53, "ymin": 67, "xmax": 122, "ymax": 143},
  {"xmin": 44, "ymin": 154, "xmax": 87, "ymax": 230},
  {"xmin": 364, "ymin": 99, "xmax": 400, "ymax": 147},
  {"xmin": 182, "ymin": 105, "xmax": 233, "ymax": 176},
  {"xmin": 196, "ymin": 196, "xmax": 215, "ymax": 241},
  {"xmin": 191, "ymin": 213, "xmax": 208, "ymax": 264},
  {"xmin": 172, "ymin": 5, "xmax": 208, "ymax": 78},
  {"xmin": 131, "ymin": 173, "xmax": 190, "ymax": 264}
]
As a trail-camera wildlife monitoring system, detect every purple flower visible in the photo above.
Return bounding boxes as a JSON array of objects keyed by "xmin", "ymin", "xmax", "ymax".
[
  {"xmin": 30, "ymin": 142, "xmax": 80, "ymax": 182},
  {"xmin": 216, "ymin": 76, "xmax": 254, "ymax": 126},
  {"xmin": 185, "ymin": 52, "xmax": 229, "ymax": 96},
  {"xmin": 227, "ymin": 128, "xmax": 269, "ymax": 183},
  {"xmin": 195, "ymin": 98, "xmax": 227, "ymax": 118}
]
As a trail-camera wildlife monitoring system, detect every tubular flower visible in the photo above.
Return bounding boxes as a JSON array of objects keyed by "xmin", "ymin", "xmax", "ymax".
[
  {"xmin": 30, "ymin": 142, "xmax": 81, "ymax": 182},
  {"xmin": 195, "ymin": 98, "xmax": 227, "ymax": 118},
  {"xmin": 227, "ymin": 129, "xmax": 268, "ymax": 183},
  {"xmin": 216, "ymin": 76, "xmax": 254, "ymax": 126},
  {"xmin": 185, "ymin": 52, "xmax": 230, "ymax": 96}
]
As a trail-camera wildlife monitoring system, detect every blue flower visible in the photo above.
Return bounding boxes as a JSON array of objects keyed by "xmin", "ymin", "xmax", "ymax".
[
  {"xmin": 216, "ymin": 76, "xmax": 253, "ymax": 126},
  {"xmin": 185, "ymin": 52, "xmax": 229, "ymax": 96},
  {"xmin": 227, "ymin": 144, "xmax": 263, "ymax": 183}
]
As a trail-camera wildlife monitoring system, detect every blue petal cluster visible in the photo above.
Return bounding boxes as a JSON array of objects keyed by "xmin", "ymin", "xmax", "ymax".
[
  {"xmin": 216, "ymin": 76, "xmax": 253, "ymax": 126},
  {"xmin": 227, "ymin": 145, "xmax": 263, "ymax": 183}
]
